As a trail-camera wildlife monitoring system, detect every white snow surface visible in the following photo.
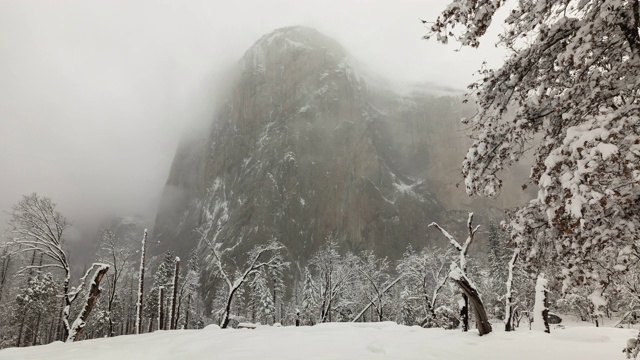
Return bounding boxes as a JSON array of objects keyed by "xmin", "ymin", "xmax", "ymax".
[{"xmin": 1, "ymin": 322, "xmax": 634, "ymax": 360}]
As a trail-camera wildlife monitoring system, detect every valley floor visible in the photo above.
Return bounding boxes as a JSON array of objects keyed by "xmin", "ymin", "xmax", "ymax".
[{"xmin": 0, "ymin": 321, "xmax": 635, "ymax": 360}]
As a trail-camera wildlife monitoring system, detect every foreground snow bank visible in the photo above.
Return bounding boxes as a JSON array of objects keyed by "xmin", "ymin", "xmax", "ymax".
[{"xmin": 0, "ymin": 322, "xmax": 635, "ymax": 360}]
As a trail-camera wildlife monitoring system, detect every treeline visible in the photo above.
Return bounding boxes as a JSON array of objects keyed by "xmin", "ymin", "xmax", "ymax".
[
  {"xmin": 2, "ymin": 194, "xmax": 638, "ymax": 349},
  {"xmin": 0, "ymin": 194, "xmax": 207, "ymax": 348}
]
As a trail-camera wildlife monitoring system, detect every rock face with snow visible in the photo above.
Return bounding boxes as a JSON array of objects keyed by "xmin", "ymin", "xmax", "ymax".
[{"xmin": 151, "ymin": 26, "xmax": 527, "ymax": 262}]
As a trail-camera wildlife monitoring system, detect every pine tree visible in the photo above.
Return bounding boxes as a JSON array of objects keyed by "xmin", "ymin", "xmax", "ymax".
[
  {"xmin": 153, "ymin": 252, "xmax": 175, "ymax": 330},
  {"xmin": 268, "ymin": 250, "xmax": 286, "ymax": 323},
  {"xmin": 301, "ymin": 267, "xmax": 316, "ymax": 325},
  {"xmin": 254, "ymin": 269, "xmax": 275, "ymax": 325}
]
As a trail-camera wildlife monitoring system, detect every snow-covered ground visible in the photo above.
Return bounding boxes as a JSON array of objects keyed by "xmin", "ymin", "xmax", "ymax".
[{"xmin": 0, "ymin": 322, "xmax": 635, "ymax": 360}]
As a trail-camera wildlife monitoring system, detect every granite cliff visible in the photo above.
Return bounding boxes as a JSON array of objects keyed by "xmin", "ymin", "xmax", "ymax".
[{"xmin": 151, "ymin": 26, "xmax": 530, "ymax": 263}]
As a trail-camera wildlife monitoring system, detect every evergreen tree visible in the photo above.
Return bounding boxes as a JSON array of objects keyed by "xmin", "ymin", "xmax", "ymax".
[
  {"xmin": 301, "ymin": 267, "xmax": 316, "ymax": 325},
  {"xmin": 254, "ymin": 269, "xmax": 275, "ymax": 325}
]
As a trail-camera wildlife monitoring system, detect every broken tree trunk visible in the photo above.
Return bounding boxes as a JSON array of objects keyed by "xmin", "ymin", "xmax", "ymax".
[
  {"xmin": 429, "ymin": 212, "xmax": 480, "ymax": 333},
  {"xmin": 504, "ymin": 248, "xmax": 519, "ymax": 332},
  {"xmin": 449, "ymin": 263, "xmax": 492, "ymax": 336},
  {"xmin": 532, "ymin": 274, "xmax": 550, "ymax": 333},
  {"xmin": 66, "ymin": 264, "xmax": 110, "ymax": 342}
]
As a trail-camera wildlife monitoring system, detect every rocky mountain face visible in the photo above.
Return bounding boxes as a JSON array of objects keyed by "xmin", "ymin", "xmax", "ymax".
[{"xmin": 151, "ymin": 26, "xmax": 530, "ymax": 263}]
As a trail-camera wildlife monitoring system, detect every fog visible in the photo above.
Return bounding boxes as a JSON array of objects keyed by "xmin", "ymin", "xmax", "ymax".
[{"xmin": 0, "ymin": 0, "xmax": 507, "ymax": 246}]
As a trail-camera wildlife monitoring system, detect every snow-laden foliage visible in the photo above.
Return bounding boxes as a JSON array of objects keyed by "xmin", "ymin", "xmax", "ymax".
[
  {"xmin": 427, "ymin": 0, "xmax": 640, "ymax": 291},
  {"xmin": 203, "ymin": 235, "xmax": 288, "ymax": 329},
  {"xmin": 396, "ymin": 244, "xmax": 453, "ymax": 326},
  {"xmin": 306, "ymin": 239, "xmax": 358, "ymax": 323}
]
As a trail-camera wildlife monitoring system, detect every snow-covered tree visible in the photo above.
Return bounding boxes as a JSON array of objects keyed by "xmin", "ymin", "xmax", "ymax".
[
  {"xmin": 354, "ymin": 251, "xmax": 398, "ymax": 322},
  {"xmin": 426, "ymin": 0, "xmax": 640, "ymax": 292},
  {"xmin": 203, "ymin": 237, "xmax": 288, "ymax": 329},
  {"xmin": 429, "ymin": 213, "xmax": 480, "ymax": 331},
  {"xmin": 253, "ymin": 269, "xmax": 275, "ymax": 324},
  {"xmin": 182, "ymin": 250, "xmax": 203, "ymax": 329},
  {"xmin": 268, "ymin": 249, "xmax": 286, "ymax": 324},
  {"xmin": 152, "ymin": 252, "xmax": 176, "ymax": 330},
  {"xmin": 14, "ymin": 272, "xmax": 58, "ymax": 347},
  {"xmin": 307, "ymin": 239, "xmax": 357, "ymax": 323},
  {"xmin": 7, "ymin": 194, "xmax": 109, "ymax": 342},
  {"xmin": 301, "ymin": 267, "xmax": 317, "ymax": 325},
  {"xmin": 66, "ymin": 264, "xmax": 110, "ymax": 342},
  {"xmin": 532, "ymin": 274, "xmax": 550, "ymax": 333},
  {"xmin": 396, "ymin": 244, "xmax": 453, "ymax": 326},
  {"xmin": 429, "ymin": 213, "xmax": 492, "ymax": 335},
  {"xmin": 135, "ymin": 229, "xmax": 148, "ymax": 335},
  {"xmin": 97, "ymin": 229, "xmax": 135, "ymax": 337}
]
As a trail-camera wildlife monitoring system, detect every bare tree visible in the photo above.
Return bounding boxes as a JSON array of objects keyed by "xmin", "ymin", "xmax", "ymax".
[
  {"xmin": 205, "ymin": 238, "xmax": 288, "ymax": 329},
  {"xmin": 98, "ymin": 229, "xmax": 134, "ymax": 337},
  {"xmin": 355, "ymin": 252, "xmax": 397, "ymax": 322},
  {"xmin": 429, "ymin": 213, "xmax": 491, "ymax": 335},
  {"xmin": 429, "ymin": 213, "xmax": 479, "ymax": 331},
  {"xmin": 397, "ymin": 244, "xmax": 453, "ymax": 323},
  {"xmin": 307, "ymin": 240, "xmax": 357, "ymax": 323},
  {"xmin": 7, "ymin": 193, "xmax": 108, "ymax": 342}
]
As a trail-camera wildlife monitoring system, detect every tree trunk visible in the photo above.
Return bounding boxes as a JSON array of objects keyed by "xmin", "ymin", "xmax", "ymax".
[
  {"xmin": 461, "ymin": 294, "xmax": 469, "ymax": 332},
  {"xmin": 16, "ymin": 313, "xmax": 26, "ymax": 347},
  {"xmin": 158, "ymin": 286, "xmax": 165, "ymax": 330},
  {"xmin": 532, "ymin": 274, "xmax": 550, "ymax": 333},
  {"xmin": 184, "ymin": 294, "xmax": 191, "ymax": 329},
  {"xmin": 0, "ymin": 251, "xmax": 11, "ymax": 302},
  {"xmin": 61, "ymin": 273, "xmax": 72, "ymax": 341},
  {"xmin": 451, "ymin": 276, "xmax": 492, "ymax": 336},
  {"xmin": 66, "ymin": 265, "xmax": 109, "ymax": 342},
  {"xmin": 221, "ymin": 286, "xmax": 238, "ymax": 329},
  {"xmin": 504, "ymin": 249, "xmax": 519, "ymax": 332},
  {"xmin": 170, "ymin": 258, "xmax": 180, "ymax": 330},
  {"xmin": 32, "ymin": 313, "xmax": 41, "ymax": 346},
  {"xmin": 135, "ymin": 230, "xmax": 148, "ymax": 335}
]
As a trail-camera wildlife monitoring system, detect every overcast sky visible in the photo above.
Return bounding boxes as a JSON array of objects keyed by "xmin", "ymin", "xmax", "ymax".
[{"xmin": 0, "ymin": 0, "xmax": 508, "ymax": 239}]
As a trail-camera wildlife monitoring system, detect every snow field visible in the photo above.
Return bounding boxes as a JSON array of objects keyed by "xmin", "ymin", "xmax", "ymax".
[{"xmin": 0, "ymin": 322, "xmax": 635, "ymax": 360}]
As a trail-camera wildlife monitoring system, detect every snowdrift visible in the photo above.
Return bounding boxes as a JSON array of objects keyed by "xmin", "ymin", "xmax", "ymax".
[{"xmin": 0, "ymin": 322, "xmax": 634, "ymax": 360}]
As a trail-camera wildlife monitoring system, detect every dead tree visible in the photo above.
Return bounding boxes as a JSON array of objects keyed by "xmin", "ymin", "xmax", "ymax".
[
  {"xmin": 532, "ymin": 274, "xmax": 550, "ymax": 333},
  {"xmin": 158, "ymin": 286, "xmax": 165, "ymax": 330},
  {"xmin": 66, "ymin": 264, "xmax": 110, "ymax": 342},
  {"xmin": 169, "ymin": 257, "xmax": 180, "ymax": 330},
  {"xmin": 428, "ymin": 212, "xmax": 480, "ymax": 332},
  {"xmin": 135, "ymin": 229, "xmax": 148, "ymax": 334},
  {"xmin": 504, "ymin": 248, "xmax": 519, "ymax": 331},
  {"xmin": 449, "ymin": 264, "xmax": 492, "ymax": 336}
]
